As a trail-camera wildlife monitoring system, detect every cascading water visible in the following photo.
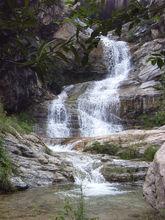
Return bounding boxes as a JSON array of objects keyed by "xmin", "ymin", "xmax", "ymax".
[
  {"xmin": 47, "ymin": 36, "xmax": 131, "ymax": 138},
  {"xmin": 47, "ymin": 85, "xmax": 73, "ymax": 138},
  {"xmin": 49, "ymin": 143, "xmax": 121, "ymax": 196},
  {"xmin": 77, "ymin": 36, "xmax": 131, "ymax": 137},
  {"xmin": 47, "ymin": 36, "xmax": 131, "ymax": 196}
]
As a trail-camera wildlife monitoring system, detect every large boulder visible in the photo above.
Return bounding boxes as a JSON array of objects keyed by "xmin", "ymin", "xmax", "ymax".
[
  {"xmin": 3, "ymin": 132, "xmax": 74, "ymax": 190},
  {"xmin": 143, "ymin": 143, "xmax": 165, "ymax": 210},
  {"xmin": 101, "ymin": 159, "xmax": 149, "ymax": 183}
]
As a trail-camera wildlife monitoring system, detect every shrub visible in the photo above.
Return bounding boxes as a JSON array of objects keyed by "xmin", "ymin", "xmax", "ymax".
[
  {"xmin": 144, "ymin": 146, "xmax": 158, "ymax": 162},
  {"xmin": 118, "ymin": 147, "xmax": 140, "ymax": 160},
  {"xmin": 0, "ymin": 139, "xmax": 13, "ymax": 192},
  {"xmin": 84, "ymin": 141, "xmax": 119, "ymax": 155},
  {"xmin": 139, "ymin": 111, "xmax": 165, "ymax": 129}
]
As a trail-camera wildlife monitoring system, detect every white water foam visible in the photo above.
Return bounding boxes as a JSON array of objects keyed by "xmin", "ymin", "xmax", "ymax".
[
  {"xmin": 47, "ymin": 85, "xmax": 74, "ymax": 138},
  {"xmin": 49, "ymin": 144, "xmax": 124, "ymax": 197},
  {"xmin": 77, "ymin": 36, "xmax": 131, "ymax": 137}
]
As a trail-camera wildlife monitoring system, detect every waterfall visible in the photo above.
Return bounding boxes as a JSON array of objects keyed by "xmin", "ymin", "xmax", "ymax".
[
  {"xmin": 47, "ymin": 37, "xmax": 131, "ymax": 138},
  {"xmin": 47, "ymin": 85, "xmax": 73, "ymax": 138},
  {"xmin": 46, "ymin": 37, "xmax": 131, "ymax": 196},
  {"xmin": 77, "ymin": 36, "xmax": 131, "ymax": 137}
]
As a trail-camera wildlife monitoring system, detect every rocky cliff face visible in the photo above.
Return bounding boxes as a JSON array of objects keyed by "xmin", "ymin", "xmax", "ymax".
[
  {"xmin": 0, "ymin": 65, "xmax": 44, "ymax": 113},
  {"xmin": 115, "ymin": 2, "xmax": 165, "ymax": 126},
  {"xmin": 118, "ymin": 39, "xmax": 165, "ymax": 126}
]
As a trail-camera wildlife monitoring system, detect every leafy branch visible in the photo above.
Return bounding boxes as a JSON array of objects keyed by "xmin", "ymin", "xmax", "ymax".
[{"xmin": 148, "ymin": 51, "xmax": 165, "ymax": 69}]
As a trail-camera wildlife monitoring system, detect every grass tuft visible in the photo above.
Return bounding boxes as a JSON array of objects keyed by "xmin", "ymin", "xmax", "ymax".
[{"xmin": 0, "ymin": 103, "xmax": 34, "ymax": 135}]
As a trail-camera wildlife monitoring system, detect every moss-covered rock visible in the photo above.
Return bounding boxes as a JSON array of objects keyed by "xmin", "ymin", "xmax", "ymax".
[
  {"xmin": 101, "ymin": 160, "xmax": 149, "ymax": 183},
  {"xmin": 84, "ymin": 141, "xmax": 120, "ymax": 155},
  {"xmin": 84, "ymin": 139, "xmax": 159, "ymax": 162}
]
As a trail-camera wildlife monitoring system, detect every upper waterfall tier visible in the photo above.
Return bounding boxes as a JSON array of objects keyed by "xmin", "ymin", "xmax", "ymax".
[{"xmin": 47, "ymin": 37, "xmax": 131, "ymax": 138}]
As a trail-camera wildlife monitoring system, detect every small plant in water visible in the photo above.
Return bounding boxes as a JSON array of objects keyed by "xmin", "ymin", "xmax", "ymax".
[{"xmin": 55, "ymin": 186, "xmax": 99, "ymax": 220}]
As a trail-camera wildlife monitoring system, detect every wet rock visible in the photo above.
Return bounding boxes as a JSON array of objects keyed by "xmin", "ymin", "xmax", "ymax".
[
  {"xmin": 4, "ymin": 133, "xmax": 74, "ymax": 190},
  {"xmin": 143, "ymin": 143, "xmax": 165, "ymax": 210},
  {"xmin": 101, "ymin": 155, "xmax": 113, "ymax": 163},
  {"xmin": 10, "ymin": 177, "xmax": 29, "ymax": 191},
  {"xmin": 101, "ymin": 159, "xmax": 149, "ymax": 183}
]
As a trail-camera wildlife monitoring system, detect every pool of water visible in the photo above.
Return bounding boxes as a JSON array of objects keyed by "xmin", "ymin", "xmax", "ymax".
[{"xmin": 0, "ymin": 184, "xmax": 164, "ymax": 220}]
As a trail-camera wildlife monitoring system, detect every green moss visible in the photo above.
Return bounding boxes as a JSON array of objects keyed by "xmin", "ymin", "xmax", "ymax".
[
  {"xmin": 144, "ymin": 146, "xmax": 158, "ymax": 162},
  {"xmin": 139, "ymin": 111, "xmax": 165, "ymax": 129},
  {"xmin": 118, "ymin": 147, "xmax": 140, "ymax": 160},
  {"xmin": 105, "ymin": 166, "xmax": 129, "ymax": 174},
  {"xmin": 84, "ymin": 141, "xmax": 120, "ymax": 155},
  {"xmin": 85, "ymin": 140, "xmax": 159, "ymax": 162},
  {"xmin": 0, "ymin": 139, "xmax": 13, "ymax": 192},
  {"xmin": 138, "ymin": 72, "xmax": 165, "ymax": 129},
  {"xmin": 127, "ymin": 30, "xmax": 135, "ymax": 42}
]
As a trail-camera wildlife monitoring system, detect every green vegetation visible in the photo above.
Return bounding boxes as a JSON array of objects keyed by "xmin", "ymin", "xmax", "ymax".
[
  {"xmin": 84, "ymin": 141, "xmax": 119, "ymax": 155},
  {"xmin": 146, "ymin": 48, "xmax": 165, "ymax": 128},
  {"xmin": 84, "ymin": 141, "xmax": 158, "ymax": 162},
  {"xmin": 0, "ymin": 103, "xmax": 34, "ymax": 192},
  {"xmin": 138, "ymin": 72, "xmax": 165, "ymax": 128},
  {"xmin": 149, "ymin": 51, "xmax": 165, "ymax": 69},
  {"xmin": 139, "ymin": 111, "xmax": 165, "ymax": 129},
  {"xmin": 0, "ymin": 103, "xmax": 34, "ymax": 134},
  {"xmin": 0, "ymin": 0, "xmax": 77, "ymax": 84},
  {"xmin": 0, "ymin": 0, "xmax": 164, "ymax": 87},
  {"xmin": 144, "ymin": 146, "xmax": 158, "ymax": 162},
  {"xmin": 105, "ymin": 166, "xmax": 131, "ymax": 174},
  {"xmin": 0, "ymin": 139, "xmax": 13, "ymax": 192},
  {"xmin": 84, "ymin": 141, "xmax": 140, "ymax": 160},
  {"xmin": 118, "ymin": 147, "xmax": 140, "ymax": 160}
]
